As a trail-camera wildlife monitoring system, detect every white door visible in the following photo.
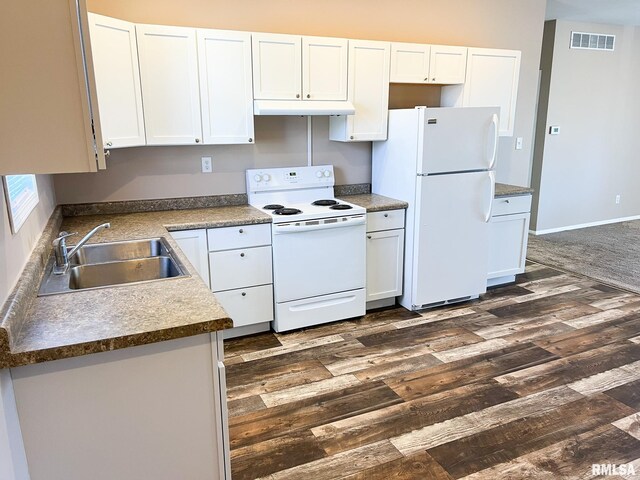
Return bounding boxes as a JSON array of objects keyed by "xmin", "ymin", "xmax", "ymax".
[
  {"xmin": 390, "ymin": 42, "xmax": 430, "ymax": 84},
  {"xmin": 272, "ymin": 218, "xmax": 366, "ymax": 303},
  {"xmin": 302, "ymin": 36, "xmax": 348, "ymax": 100},
  {"xmin": 252, "ymin": 33, "xmax": 302, "ymax": 100},
  {"xmin": 418, "ymin": 107, "xmax": 499, "ymax": 174},
  {"xmin": 463, "ymin": 48, "xmax": 521, "ymax": 136},
  {"xmin": 136, "ymin": 24, "xmax": 202, "ymax": 145},
  {"xmin": 88, "ymin": 14, "xmax": 146, "ymax": 149},
  {"xmin": 412, "ymin": 172, "xmax": 493, "ymax": 307},
  {"xmin": 429, "ymin": 45, "xmax": 467, "ymax": 84},
  {"xmin": 329, "ymin": 39, "xmax": 390, "ymax": 142},
  {"xmin": 488, "ymin": 212, "xmax": 530, "ymax": 279},
  {"xmin": 197, "ymin": 29, "xmax": 254, "ymax": 145},
  {"xmin": 366, "ymin": 229, "xmax": 404, "ymax": 301},
  {"xmin": 169, "ymin": 229, "xmax": 210, "ymax": 288}
]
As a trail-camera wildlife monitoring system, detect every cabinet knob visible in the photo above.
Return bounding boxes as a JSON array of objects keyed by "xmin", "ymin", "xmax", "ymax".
[
  {"xmin": 239, "ymin": 228, "xmax": 244, "ymax": 233},
  {"xmin": 104, "ymin": 149, "xmax": 111, "ymax": 158},
  {"xmin": 296, "ymin": 94, "xmax": 300, "ymax": 99},
  {"xmin": 195, "ymin": 138, "xmax": 200, "ymax": 143},
  {"xmin": 424, "ymin": 77, "xmax": 428, "ymax": 82},
  {"xmin": 306, "ymin": 94, "xmax": 311, "ymax": 99},
  {"xmin": 384, "ymin": 213, "xmax": 389, "ymax": 218},
  {"xmin": 367, "ymin": 235, "xmax": 372, "ymax": 239},
  {"xmin": 350, "ymin": 135, "xmax": 354, "ymax": 140},
  {"xmin": 432, "ymin": 78, "xmax": 436, "ymax": 82},
  {"xmin": 106, "ymin": 141, "xmax": 113, "ymax": 147},
  {"xmin": 241, "ymin": 292, "xmax": 246, "ymax": 297},
  {"xmin": 248, "ymin": 138, "xmax": 253, "ymax": 143},
  {"xmin": 240, "ymin": 252, "xmax": 245, "ymax": 257}
]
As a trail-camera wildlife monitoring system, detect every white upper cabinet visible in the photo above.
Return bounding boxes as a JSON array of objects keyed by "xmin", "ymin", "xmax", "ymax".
[
  {"xmin": 443, "ymin": 48, "xmax": 521, "ymax": 136},
  {"xmin": 302, "ymin": 36, "xmax": 348, "ymax": 100},
  {"xmin": 197, "ymin": 29, "xmax": 254, "ymax": 144},
  {"xmin": 429, "ymin": 45, "xmax": 467, "ymax": 84},
  {"xmin": 390, "ymin": 43, "xmax": 466, "ymax": 84},
  {"xmin": 252, "ymin": 33, "xmax": 302, "ymax": 100},
  {"xmin": 136, "ymin": 24, "xmax": 203, "ymax": 145},
  {"xmin": 252, "ymin": 33, "xmax": 348, "ymax": 101},
  {"xmin": 88, "ymin": 13, "xmax": 146, "ymax": 149},
  {"xmin": 330, "ymin": 40, "xmax": 390, "ymax": 142}
]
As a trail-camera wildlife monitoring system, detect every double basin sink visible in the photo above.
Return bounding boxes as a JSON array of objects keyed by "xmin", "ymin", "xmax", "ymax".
[{"xmin": 39, "ymin": 238, "xmax": 187, "ymax": 296}]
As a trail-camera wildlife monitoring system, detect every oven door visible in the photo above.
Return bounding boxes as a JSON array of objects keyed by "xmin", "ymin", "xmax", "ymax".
[{"xmin": 272, "ymin": 215, "xmax": 366, "ymax": 303}]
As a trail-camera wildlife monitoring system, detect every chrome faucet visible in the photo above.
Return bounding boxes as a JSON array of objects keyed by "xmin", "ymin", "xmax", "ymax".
[{"xmin": 52, "ymin": 223, "xmax": 110, "ymax": 274}]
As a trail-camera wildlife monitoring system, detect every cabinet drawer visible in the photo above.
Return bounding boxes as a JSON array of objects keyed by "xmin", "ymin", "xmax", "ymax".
[
  {"xmin": 492, "ymin": 195, "xmax": 532, "ymax": 217},
  {"xmin": 207, "ymin": 224, "xmax": 271, "ymax": 251},
  {"xmin": 209, "ymin": 246, "xmax": 273, "ymax": 291},
  {"xmin": 214, "ymin": 285, "xmax": 274, "ymax": 328},
  {"xmin": 367, "ymin": 209, "xmax": 405, "ymax": 232}
]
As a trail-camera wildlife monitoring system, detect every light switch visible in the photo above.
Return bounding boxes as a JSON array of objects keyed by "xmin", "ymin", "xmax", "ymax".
[{"xmin": 515, "ymin": 137, "xmax": 523, "ymax": 150}]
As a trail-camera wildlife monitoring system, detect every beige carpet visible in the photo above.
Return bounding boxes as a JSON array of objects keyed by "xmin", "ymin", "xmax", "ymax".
[{"xmin": 527, "ymin": 220, "xmax": 640, "ymax": 294}]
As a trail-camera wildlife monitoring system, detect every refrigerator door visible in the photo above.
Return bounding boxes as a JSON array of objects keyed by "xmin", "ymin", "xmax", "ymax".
[
  {"xmin": 411, "ymin": 171, "xmax": 493, "ymax": 307},
  {"xmin": 418, "ymin": 107, "xmax": 499, "ymax": 174}
]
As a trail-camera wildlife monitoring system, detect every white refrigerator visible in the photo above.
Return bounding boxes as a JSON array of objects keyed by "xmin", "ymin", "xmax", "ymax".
[{"xmin": 372, "ymin": 106, "xmax": 499, "ymax": 310}]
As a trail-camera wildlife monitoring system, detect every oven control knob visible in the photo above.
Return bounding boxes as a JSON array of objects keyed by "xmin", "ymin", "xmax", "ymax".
[
  {"xmin": 254, "ymin": 174, "xmax": 263, "ymax": 182},
  {"xmin": 316, "ymin": 171, "xmax": 323, "ymax": 178},
  {"xmin": 262, "ymin": 173, "xmax": 271, "ymax": 182},
  {"xmin": 323, "ymin": 170, "xmax": 332, "ymax": 178}
]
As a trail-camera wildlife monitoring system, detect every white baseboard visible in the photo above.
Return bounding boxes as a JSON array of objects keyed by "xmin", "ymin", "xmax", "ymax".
[{"xmin": 530, "ymin": 214, "xmax": 640, "ymax": 235}]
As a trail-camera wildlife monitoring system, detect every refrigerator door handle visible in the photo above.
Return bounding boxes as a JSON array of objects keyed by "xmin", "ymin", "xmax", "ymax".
[
  {"xmin": 485, "ymin": 171, "xmax": 496, "ymax": 222},
  {"xmin": 488, "ymin": 114, "xmax": 499, "ymax": 170}
]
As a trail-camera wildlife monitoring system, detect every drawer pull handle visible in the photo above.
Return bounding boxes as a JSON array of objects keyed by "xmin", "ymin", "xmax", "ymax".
[
  {"xmin": 239, "ymin": 228, "xmax": 244, "ymax": 233},
  {"xmin": 241, "ymin": 292, "xmax": 246, "ymax": 296},
  {"xmin": 240, "ymin": 253, "xmax": 245, "ymax": 257}
]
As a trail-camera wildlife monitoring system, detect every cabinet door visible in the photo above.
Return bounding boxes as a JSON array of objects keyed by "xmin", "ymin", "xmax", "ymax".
[
  {"xmin": 366, "ymin": 229, "xmax": 404, "ymax": 302},
  {"xmin": 88, "ymin": 14, "xmax": 146, "ymax": 149},
  {"xmin": 302, "ymin": 36, "xmax": 348, "ymax": 100},
  {"xmin": 329, "ymin": 40, "xmax": 390, "ymax": 142},
  {"xmin": 169, "ymin": 229, "xmax": 210, "ymax": 288},
  {"xmin": 463, "ymin": 48, "xmax": 521, "ymax": 136},
  {"xmin": 197, "ymin": 29, "xmax": 254, "ymax": 145},
  {"xmin": 488, "ymin": 213, "xmax": 530, "ymax": 279},
  {"xmin": 136, "ymin": 24, "xmax": 202, "ymax": 145},
  {"xmin": 252, "ymin": 33, "xmax": 301, "ymax": 100},
  {"xmin": 1, "ymin": 0, "xmax": 104, "ymax": 174},
  {"xmin": 429, "ymin": 45, "xmax": 467, "ymax": 84},
  {"xmin": 390, "ymin": 42, "xmax": 430, "ymax": 83}
]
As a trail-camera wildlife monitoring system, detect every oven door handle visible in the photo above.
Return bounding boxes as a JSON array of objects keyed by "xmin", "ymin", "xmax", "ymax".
[{"xmin": 273, "ymin": 215, "xmax": 366, "ymax": 234}]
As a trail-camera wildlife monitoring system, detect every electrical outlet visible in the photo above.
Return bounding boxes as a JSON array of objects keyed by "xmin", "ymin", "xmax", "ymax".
[
  {"xmin": 616, "ymin": 194, "xmax": 621, "ymax": 205},
  {"xmin": 549, "ymin": 126, "xmax": 560, "ymax": 135},
  {"xmin": 201, "ymin": 156, "xmax": 212, "ymax": 173},
  {"xmin": 515, "ymin": 137, "xmax": 523, "ymax": 150}
]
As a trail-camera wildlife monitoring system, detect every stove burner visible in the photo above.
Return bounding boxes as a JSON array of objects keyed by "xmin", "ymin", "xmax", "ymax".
[
  {"xmin": 312, "ymin": 199, "xmax": 338, "ymax": 206},
  {"xmin": 263, "ymin": 204, "xmax": 285, "ymax": 210},
  {"xmin": 274, "ymin": 208, "xmax": 302, "ymax": 216},
  {"xmin": 330, "ymin": 204, "xmax": 353, "ymax": 210}
]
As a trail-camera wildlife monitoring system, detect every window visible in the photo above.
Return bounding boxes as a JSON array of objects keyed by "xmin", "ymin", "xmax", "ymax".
[{"xmin": 2, "ymin": 175, "xmax": 39, "ymax": 234}]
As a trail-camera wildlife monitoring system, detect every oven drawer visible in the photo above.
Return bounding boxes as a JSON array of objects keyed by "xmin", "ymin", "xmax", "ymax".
[
  {"xmin": 492, "ymin": 195, "xmax": 532, "ymax": 217},
  {"xmin": 367, "ymin": 209, "xmax": 405, "ymax": 232},
  {"xmin": 209, "ymin": 246, "xmax": 273, "ymax": 291},
  {"xmin": 207, "ymin": 224, "xmax": 271, "ymax": 251},
  {"xmin": 214, "ymin": 285, "xmax": 274, "ymax": 328}
]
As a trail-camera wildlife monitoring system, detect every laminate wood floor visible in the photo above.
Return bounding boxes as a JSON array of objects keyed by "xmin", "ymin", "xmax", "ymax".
[{"xmin": 224, "ymin": 262, "xmax": 640, "ymax": 479}]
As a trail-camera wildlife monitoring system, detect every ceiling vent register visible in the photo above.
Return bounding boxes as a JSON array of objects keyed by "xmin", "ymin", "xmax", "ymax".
[{"xmin": 571, "ymin": 31, "xmax": 615, "ymax": 51}]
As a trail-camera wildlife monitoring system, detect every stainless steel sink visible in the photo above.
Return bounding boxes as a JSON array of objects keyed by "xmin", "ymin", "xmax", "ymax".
[
  {"xmin": 38, "ymin": 237, "xmax": 188, "ymax": 296},
  {"xmin": 69, "ymin": 238, "xmax": 170, "ymax": 265},
  {"xmin": 68, "ymin": 257, "xmax": 183, "ymax": 290}
]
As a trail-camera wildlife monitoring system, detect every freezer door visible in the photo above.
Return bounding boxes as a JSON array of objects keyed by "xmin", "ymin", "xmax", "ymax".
[
  {"xmin": 411, "ymin": 171, "xmax": 493, "ymax": 307},
  {"xmin": 418, "ymin": 107, "xmax": 499, "ymax": 174}
]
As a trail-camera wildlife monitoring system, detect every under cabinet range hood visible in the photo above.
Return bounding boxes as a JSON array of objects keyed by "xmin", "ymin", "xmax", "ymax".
[{"xmin": 253, "ymin": 100, "xmax": 355, "ymax": 116}]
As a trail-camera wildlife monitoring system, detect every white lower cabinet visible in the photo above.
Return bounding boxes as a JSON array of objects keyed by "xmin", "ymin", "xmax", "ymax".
[
  {"xmin": 10, "ymin": 333, "xmax": 230, "ymax": 480},
  {"xmin": 366, "ymin": 210, "xmax": 405, "ymax": 308},
  {"xmin": 487, "ymin": 194, "xmax": 532, "ymax": 286},
  {"xmin": 170, "ymin": 229, "xmax": 210, "ymax": 288}
]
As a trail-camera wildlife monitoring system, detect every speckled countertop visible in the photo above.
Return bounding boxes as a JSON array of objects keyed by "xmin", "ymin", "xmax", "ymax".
[
  {"xmin": 0, "ymin": 195, "xmax": 406, "ymax": 369},
  {"xmin": 0, "ymin": 205, "xmax": 270, "ymax": 368},
  {"xmin": 495, "ymin": 183, "xmax": 534, "ymax": 198}
]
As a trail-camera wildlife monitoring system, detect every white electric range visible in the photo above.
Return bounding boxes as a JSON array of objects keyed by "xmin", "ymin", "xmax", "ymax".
[{"xmin": 246, "ymin": 165, "xmax": 366, "ymax": 332}]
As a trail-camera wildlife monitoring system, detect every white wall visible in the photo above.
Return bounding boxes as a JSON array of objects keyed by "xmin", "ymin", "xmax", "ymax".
[
  {"xmin": 531, "ymin": 20, "xmax": 640, "ymax": 232},
  {"xmin": 53, "ymin": 0, "xmax": 547, "ymax": 204}
]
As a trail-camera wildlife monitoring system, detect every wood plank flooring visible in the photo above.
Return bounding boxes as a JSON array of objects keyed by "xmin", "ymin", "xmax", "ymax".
[{"xmin": 224, "ymin": 262, "xmax": 640, "ymax": 479}]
